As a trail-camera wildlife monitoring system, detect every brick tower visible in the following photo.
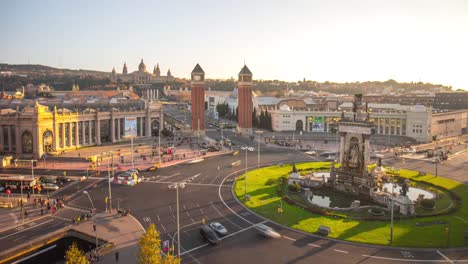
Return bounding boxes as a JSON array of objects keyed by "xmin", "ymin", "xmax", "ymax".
[
  {"xmin": 237, "ymin": 65, "xmax": 253, "ymax": 135},
  {"xmin": 191, "ymin": 63, "xmax": 206, "ymax": 135}
]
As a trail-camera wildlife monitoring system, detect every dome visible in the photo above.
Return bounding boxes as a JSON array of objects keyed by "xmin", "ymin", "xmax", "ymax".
[{"xmin": 138, "ymin": 59, "xmax": 146, "ymax": 72}]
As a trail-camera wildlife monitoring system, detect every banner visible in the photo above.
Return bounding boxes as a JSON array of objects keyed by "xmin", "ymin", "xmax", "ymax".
[
  {"xmin": 125, "ymin": 117, "xmax": 138, "ymax": 138},
  {"xmin": 311, "ymin": 116, "xmax": 325, "ymax": 132}
]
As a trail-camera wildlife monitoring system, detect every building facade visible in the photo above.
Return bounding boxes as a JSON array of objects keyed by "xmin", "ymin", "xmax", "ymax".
[
  {"xmin": 111, "ymin": 59, "xmax": 174, "ymax": 85},
  {"xmin": 0, "ymin": 101, "xmax": 163, "ymax": 159},
  {"xmin": 433, "ymin": 92, "xmax": 468, "ymax": 110}
]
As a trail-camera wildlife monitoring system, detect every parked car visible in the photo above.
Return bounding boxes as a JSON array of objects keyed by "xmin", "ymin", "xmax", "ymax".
[
  {"xmin": 146, "ymin": 165, "xmax": 158, "ymax": 172},
  {"xmin": 200, "ymin": 224, "xmax": 221, "ymax": 245},
  {"xmin": 209, "ymin": 222, "xmax": 228, "ymax": 236},
  {"xmin": 255, "ymin": 224, "xmax": 281, "ymax": 239},
  {"xmin": 305, "ymin": 150, "xmax": 317, "ymax": 156},
  {"xmin": 41, "ymin": 183, "xmax": 59, "ymax": 191},
  {"xmin": 56, "ymin": 176, "xmax": 71, "ymax": 183}
]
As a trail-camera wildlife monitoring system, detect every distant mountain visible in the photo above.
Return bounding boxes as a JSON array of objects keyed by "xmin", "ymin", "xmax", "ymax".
[{"xmin": 0, "ymin": 63, "xmax": 108, "ymax": 76}]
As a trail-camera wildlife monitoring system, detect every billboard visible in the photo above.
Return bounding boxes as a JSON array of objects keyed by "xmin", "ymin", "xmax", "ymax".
[
  {"xmin": 311, "ymin": 116, "xmax": 325, "ymax": 132},
  {"xmin": 124, "ymin": 117, "xmax": 138, "ymax": 138}
]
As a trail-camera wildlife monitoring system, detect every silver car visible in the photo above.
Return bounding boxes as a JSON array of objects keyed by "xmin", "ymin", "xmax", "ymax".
[
  {"xmin": 209, "ymin": 222, "xmax": 228, "ymax": 236},
  {"xmin": 255, "ymin": 224, "xmax": 281, "ymax": 239}
]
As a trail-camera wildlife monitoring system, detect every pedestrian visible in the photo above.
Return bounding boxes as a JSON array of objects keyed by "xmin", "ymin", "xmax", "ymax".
[
  {"xmin": 27, "ymin": 192, "xmax": 30, "ymax": 199},
  {"xmin": 41, "ymin": 208, "xmax": 44, "ymax": 215},
  {"xmin": 115, "ymin": 251, "xmax": 119, "ymax": 262}
]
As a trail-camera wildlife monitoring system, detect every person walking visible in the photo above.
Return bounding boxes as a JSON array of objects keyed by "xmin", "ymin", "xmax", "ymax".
[{"xmin": 115, "ymin": 251, "xmax": 119, "ymax": 262}]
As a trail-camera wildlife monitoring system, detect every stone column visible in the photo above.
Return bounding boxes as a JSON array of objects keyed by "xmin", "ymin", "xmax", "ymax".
[
  {"xmin": 139, "ymin": 117, "xmax": 143, "ymax": 137},
  {"xmin": 111, "ymin": 118, "xmax": 116, "ymax": 143},
  {"xmin": 68, "ymin": 122, "xmax": 73, "ymax": 147},
  {"xmin": 146, "ymin": 89, "xmax": 149, "ymax": 99},
  {"xmin": 146, "ymin": 116, "xmax": 152, "ymax": 137},
  {"xmin": 33, "ymin": 125, "xmax": 38, "ymax": 159},
  {"xmin": 15, "ymin": 126, "xmax": 21, "ymax": 155},
  {"xmin": 88, "ymin": 121, "xmax": 92, "ymax": 144},
  {"xmin": 0, "ymin": 126, "xmax": 4, "ymax": 151},
  {"xmin": 377, "ymin": 118, "xmax": 380, "ymax": 134},
  {"xmin": 61, "ymin": 123, "xmax": 65, "ymax": 148},
  {"xmin": 96, "ymin": 119, "xmax": 101, "ymax": 145},
  {"xmin": 81, "ymin": 121, "xmax": 86, "ymax": 145},
  {"xmin": 75, "ymin": 122, "xmax": 79, "ymax": 146},
  {"xmin": 7, "ymin": 126, "xmax": 12, "ymax": 152},
  {"xmin": 117, "ymin": 118, "xmax": 121, "ymax": 140},
  {"xmin": 339, "ymin": 132, "xmax": 346, "ymax": 165}
]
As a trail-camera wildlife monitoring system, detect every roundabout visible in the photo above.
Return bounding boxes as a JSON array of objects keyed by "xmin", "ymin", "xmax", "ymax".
[{"xmin": 233, "ymin": 161, "xmax": 468, "ymax": 248}]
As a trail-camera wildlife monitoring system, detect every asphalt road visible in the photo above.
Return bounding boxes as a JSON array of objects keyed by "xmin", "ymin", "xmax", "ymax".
[{"xmin": 1, "ymin": 127, "xmax": 467, "ymax": 263}]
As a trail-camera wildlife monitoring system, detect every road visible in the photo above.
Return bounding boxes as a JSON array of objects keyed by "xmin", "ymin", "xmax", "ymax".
[{"xmin": 1, "ymin": 125, "xmax": 467, "ymax": 263}]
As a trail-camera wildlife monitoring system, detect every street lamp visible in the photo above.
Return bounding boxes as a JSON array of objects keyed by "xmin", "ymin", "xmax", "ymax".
[
  {"xmin": 241, "ymin": 146, "xmax": 254, "ymax": 199},
  {"xmin": 168, "ymin": 181, "xmax": 188, "ymax": 258},
  {"xmin": 105, "ymin": 152, "xmax": 113, "ymax": 212},
  {"xmin": 19, "ymin": 176, "xmax": 24, "ymax": 223},
  {"xmin": 254, "ymin": 130, "xmax": 263, "ymax": 168},
  {"xmin": 83, "ymin": 191, "xmax": 98, "ymax": 251}
]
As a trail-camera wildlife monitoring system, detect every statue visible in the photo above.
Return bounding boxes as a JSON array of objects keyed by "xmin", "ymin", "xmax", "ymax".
[
  {"xmin": 291, "ymin": 163, "xmax": 298, "ymax": 173},
  {"xmin": 401, "ymin": 179, "xmax": 410, "ymax": 196},
  {"xmin": 352, "ymin": 94, "xmax": 362, "ymax": 121}
]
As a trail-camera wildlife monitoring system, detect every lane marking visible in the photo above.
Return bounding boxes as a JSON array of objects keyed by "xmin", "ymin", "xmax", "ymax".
[
  {"xmin": 0, "ymin": 219, "xmax": 55, "ymax": 240},
  {"xmin": 308, "ymin": 243, "xmax": 321, "ymax": 248},
  {"xmin": 160, "ymin": 223, "xmax": 166, "ymax": 232},
  {"xmin": 334, "ymin": 249, "xmax": 349, "ymax": 254},
  {"xmin": 144, "ymin": 181, "xmax": 231, "ymax": 187},
  {"xmin": 454, "ymin": 216, "xmax": 468, "ymax": 223},
  {"xmin": 210, "ymin": 201, "xmax": 243, "ymax": 229},
  {"xmin": 155, "ymin": 172, "xmax": 181, "ymax": 182},
  {"xmin": 361, "ymin": 254, "xmax": 451, "ymax": 262},
  {"xmin": 9, "ymin": 213, "xmax": 18, "ymax": 224},
  {"xmin": 437, "ymin": 251, "xmax": 454, "ymax": 264},
  {"xmin": 283, "ymin": 235, "xmax": 296, "ymax": 241}
]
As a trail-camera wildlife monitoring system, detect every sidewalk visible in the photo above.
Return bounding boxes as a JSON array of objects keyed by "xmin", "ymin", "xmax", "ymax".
[{"xmin": 72, "ymin": 211, "xmax": 145, "ymax": 264}]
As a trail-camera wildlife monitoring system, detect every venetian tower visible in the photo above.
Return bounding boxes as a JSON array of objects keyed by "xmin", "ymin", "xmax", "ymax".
[
  {"xmin": 122, "ymin": 62, "xmax": 128, "ymax": 75},
  {"xmin": 237, "ymin": 65, "xmax": 253, "ymax": 135},
  {"xmin": 190, "ymin": 64, "xmax": 206, "ymax": 135}
]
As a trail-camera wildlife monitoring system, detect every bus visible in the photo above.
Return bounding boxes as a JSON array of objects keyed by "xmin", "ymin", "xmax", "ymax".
[{"xmin": 0, "ymin": 176, "xmax": 39, "ymax": 191}]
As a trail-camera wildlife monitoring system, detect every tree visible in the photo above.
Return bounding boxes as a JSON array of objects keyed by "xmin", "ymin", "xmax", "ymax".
[
  {"xmin": 138, "ymin": 223, "xmax": 180, "ymax": 264},
  {"xmin": 64, "ymin": 242, "xmax": 89, "ymax": 264}
]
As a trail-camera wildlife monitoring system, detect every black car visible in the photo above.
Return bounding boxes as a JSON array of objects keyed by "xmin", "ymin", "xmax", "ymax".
[{"xmin": 200, "ymin": 225, "xmax": 221, "ymax": 245}]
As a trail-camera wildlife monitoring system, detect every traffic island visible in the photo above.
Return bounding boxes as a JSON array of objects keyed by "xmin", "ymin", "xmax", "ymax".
[{"xmin": 233, "ymin": 162, "xmax": 468, "ymax": 248}]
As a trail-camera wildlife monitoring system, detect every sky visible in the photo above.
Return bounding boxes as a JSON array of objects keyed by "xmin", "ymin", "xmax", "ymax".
[{"xmin": 1, "ymin": 0, "xmax": 467, "ymax": 90}]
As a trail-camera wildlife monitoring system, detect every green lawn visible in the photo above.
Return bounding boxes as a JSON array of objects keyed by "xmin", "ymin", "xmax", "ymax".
[{"xmin": 234, "ymin": 162, "xmax": 468, "ymax": 248}]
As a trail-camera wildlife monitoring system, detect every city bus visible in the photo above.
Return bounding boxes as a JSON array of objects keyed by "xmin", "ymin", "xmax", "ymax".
[{"xmin": 0, "ymin": 176, "xmax": 39, "ymax": 191}]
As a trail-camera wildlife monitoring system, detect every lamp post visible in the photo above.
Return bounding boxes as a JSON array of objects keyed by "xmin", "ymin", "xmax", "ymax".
[
  {"xmin": 168, "ymin": 181, "xmax": 187, "ymax": 258},
  {"xmin": 83, "ymin": 191, "xmax": 98, "ymax": 250},
  {"xmin": 106, "ymin": 152, "xmax": 113, "ymax": 212},
  {"xmin": 389, "ymin": 174, "xmax": 396, "ymax": 245},
  {"xmin": 19, "ymin": 176, "xmax": 24, "ymax": 223},
  {"xmin": 241, "ymin": 146, "xmax": 254, "ymax": 199},
  {"xmin": 255, "ymin": 130, "xmax": 263, "ymax": 168}
]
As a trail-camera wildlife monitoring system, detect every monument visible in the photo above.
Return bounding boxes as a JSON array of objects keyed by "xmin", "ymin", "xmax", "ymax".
[
  {"xmin": 190, "ymin": 64, "xmax": 206, "ymax": 136},
  {"xmin": 329, "ymin": 94, "xmax": 376, "ymax": 195}
]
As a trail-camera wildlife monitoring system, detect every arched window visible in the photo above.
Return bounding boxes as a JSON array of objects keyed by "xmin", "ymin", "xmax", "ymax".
[
  {"xmin": 22, "ymin": 131, "xmax": 33, "ymax": 153},
  {"xmin": 43, "ymin": 130, "xmax": 53, "ymax": 153}
]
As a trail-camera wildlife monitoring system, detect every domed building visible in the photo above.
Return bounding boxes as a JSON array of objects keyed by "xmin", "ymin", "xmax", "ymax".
[{"xmin": 110, "ymin": 59, "xmax": 174, "ymax": 86}]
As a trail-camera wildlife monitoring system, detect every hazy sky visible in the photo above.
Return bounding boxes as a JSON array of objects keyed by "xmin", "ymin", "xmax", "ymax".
[{"xmin": 1, "ymin": 0, "xmax": 467, "ymax": 89}]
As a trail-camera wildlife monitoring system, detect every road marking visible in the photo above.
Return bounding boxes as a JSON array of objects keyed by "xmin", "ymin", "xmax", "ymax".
[
  {"xmin": 210, "ymin": 201, "xmax": 243, "ymax": 229},
  {"xmin": 169, "ymin": 205, "xmax": 173, "ymax": 212},
  {"xmin": 144, "ymin": 181, "xmax": 231, "ymax": 187},
  {"xmin": 454, "ymin": 216, "xmax": 468, "ymax": 223},
  {"xmin": 283, "ymin": 235, "xmax": 296, "ymax": 241},
  {"xmin": 49, "ymin": 180, "xmax": 80, "ymax": 197},
  {"xmin": 437, "ymin": 251, "xmax": 454, "ymax": 264},
  {"xmin": 156, "ymin": 172, "xmax": 181, "ymax": 182},
  {"xmin": 50, "ymin": 215, "xmax": 72, "ymax": 222},
  {"xmin": 361, "ymin": 254, "xmax": 450, "ymax": 262},
  {"xmin": 160, "ymin": 223, "xmax": 166, "ymax": 232},
  {"xmin": 143, "ymin": 217, "xmax": 151, "ymax": 223},
  {"xmin": 401, "ymin": 251, "xmax": 414, "ymax": 258},
  {"xmin": 334, "ymin": 249, "xmax": 348, "ymax": 254},
  {"xmin": 10, "ymin": 213, "xmax": 18, "ymax": 224},
  {"xmin": 308, "ymin": 243, "xmax": 321, "ymax": 248},
  {"xmin": 156, "ymin": 214, "xmax": 160, "ymax": 221},
  {"xmin": 180, "ymin": 220, "xmax": 268, "ymax": 256},
  {"xmin": 0, "ymin": 219, "xmax": 54, "ymax": 240},
  {"xmin": 183, "ymin": 204, "xmax": 187, "ymax": 210}
]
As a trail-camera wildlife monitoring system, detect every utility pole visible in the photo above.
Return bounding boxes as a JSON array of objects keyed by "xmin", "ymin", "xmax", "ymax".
[{"xmin": 107, "ymin": 152, "xmax": 112, "ymax": 212}]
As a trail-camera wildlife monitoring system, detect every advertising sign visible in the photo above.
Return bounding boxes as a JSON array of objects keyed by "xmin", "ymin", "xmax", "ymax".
[
  {"xmin": 311, "ymin": 116, "xmax": 325, "ymax": 132},
  {"xmin": 124, "ymin": 117, "xmax": 137, "ymax": 138}
]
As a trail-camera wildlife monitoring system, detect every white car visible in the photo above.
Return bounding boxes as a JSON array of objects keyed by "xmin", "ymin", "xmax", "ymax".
[
  {"xmin": 326, "ymin": 155, "xmax": 336, "ymax": 161},
  {"xmin": 42, "ymin": 183, "xmax": 59, "ymax": 191},
  {"xmin": 255, "ymin": 224, "xmax": 281, "ymax": 239},
  {"xmin": 209, "ymin": 222, "xmax": 228, "ymax": 236},
  {"xmin": 305, "ymin": 151, "xmax": 317, "ymax": 156}
]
